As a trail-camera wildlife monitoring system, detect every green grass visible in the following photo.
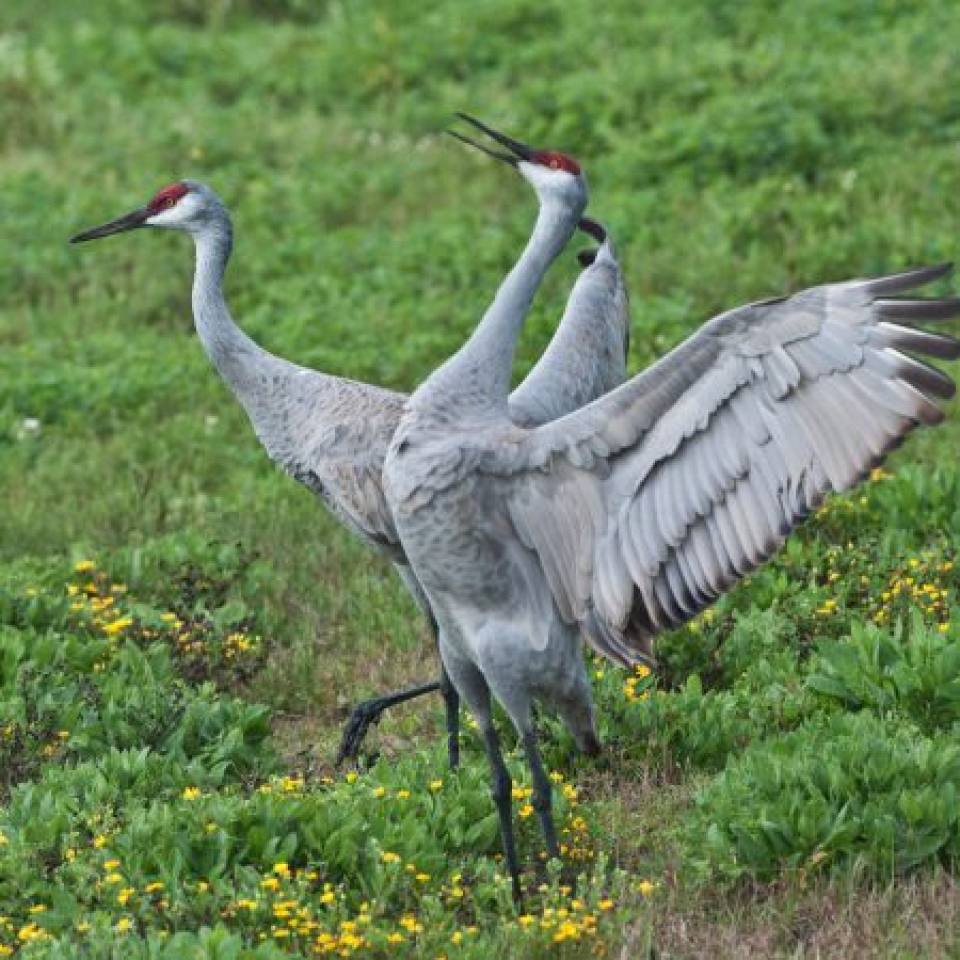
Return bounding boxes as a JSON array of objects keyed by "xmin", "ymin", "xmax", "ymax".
[{"xmin": 4, "ymin": 0, "xmax": 960, "ymax": 956}]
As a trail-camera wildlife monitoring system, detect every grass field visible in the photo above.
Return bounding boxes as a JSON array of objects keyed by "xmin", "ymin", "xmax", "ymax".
[{"xmin": 4, "ymin": 0, "xmax": 960, "ymax": 956}]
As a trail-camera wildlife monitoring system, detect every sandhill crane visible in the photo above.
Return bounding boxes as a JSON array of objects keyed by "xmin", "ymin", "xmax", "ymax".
[
  {"xmin": 68, "ymin": 117, "xmax": 629, "ymax": 768},
  {"xmin": 384, "ymin": 195, "xmax": 960, "ymax": 901},
  {"xmin": 336, "ymin": 119, "xmax": 630, "ymax": 762}
]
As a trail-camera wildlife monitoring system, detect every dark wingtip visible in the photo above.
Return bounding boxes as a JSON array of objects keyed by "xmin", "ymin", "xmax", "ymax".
[
  {"xmin": 877, "ymin": 297, "xmax": 960, "ymax": 322},
  {"xmin": 577, "ymin": 248, "xmax": 598, "ymax": 267},
  {"xmin": 867, "ymin": 262, "xmax": 954, "ymax": 296}
]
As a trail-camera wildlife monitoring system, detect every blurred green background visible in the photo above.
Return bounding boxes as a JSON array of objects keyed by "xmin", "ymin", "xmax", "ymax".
[{"xmin": 3, "ymin": 0, "xmax": 959, "ymax": 561}]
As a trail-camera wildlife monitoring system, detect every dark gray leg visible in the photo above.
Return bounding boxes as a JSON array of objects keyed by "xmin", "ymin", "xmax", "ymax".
[
  {"xmin": 440, "ymin": 664, "xmax": 461, "ymax": 769},
  {"xmin": 522, "ymin": 730, "xmax": 560, "ymax": 861},
  {"xmin": 481, "ymin": 723, "xmax": 522, "ymax": 903},
  {"xmin": 335, "ymin": 680, "xmax": 441, "ymax": 766},
  {"xmin": 335, "ymin": 608, "xmax": 462, "ymax": 768}
]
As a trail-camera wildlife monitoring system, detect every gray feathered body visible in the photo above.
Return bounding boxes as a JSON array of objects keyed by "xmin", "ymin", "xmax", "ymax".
[{"xmin": 185, "ymin": 184, "xmax": 629, "ymax": 654}]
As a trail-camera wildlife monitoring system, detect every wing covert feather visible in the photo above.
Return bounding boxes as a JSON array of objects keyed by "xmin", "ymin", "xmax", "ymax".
[{"xmin": 494, "ymin": 264, "xmax": 959, "ymax": 664}]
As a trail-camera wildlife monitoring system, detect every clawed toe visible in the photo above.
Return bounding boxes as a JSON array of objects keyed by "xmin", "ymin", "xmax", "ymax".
[{"xmin": 335, "ymin": 699, "xmax": 389, "ymax": 766}]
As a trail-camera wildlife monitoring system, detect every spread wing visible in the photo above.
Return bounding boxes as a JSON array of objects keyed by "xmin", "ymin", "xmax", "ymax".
[
  {"xmin": 508, "ymin": 224, "xmax": 630, "ymax": 427},
  {"xmin": 494, "ymin": 264, "xmax": 960, "ymax": 664}
]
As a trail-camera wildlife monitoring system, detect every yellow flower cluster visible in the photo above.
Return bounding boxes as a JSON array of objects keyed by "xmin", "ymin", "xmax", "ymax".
[
  {"xmin": 228, "ymin": 864, "xmax": 446, "ymax": 955},
  {"xmin": 66, "ymin": 565, "xmax": 135, "ymax": 642},
  {"xmin": 516, "ymin": 898, "xmax": 603, "ymax": 944},
  {"xmin": 224, "ymin": 631, "xmax": 256, "ymax": 659},
  {"xmin": 871, "ymin": 557, "xmax": 952, "ymax": 630},
  {"xmin": 623, "ymin": 663, "xmax": 653, "ymax": 702},
  {"xmin": 686, "ymin": 607, "xmax": 717, "ymax": 636}
]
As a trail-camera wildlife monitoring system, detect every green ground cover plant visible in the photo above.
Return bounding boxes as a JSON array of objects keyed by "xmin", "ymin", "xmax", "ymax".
[{"xmin": 4, "ymin": 0, "xmax": 960, "ymax": 955}]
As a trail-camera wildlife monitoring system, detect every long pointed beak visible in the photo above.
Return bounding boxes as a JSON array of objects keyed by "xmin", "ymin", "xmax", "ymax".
[
  {"xmin": 447, "ymin": 112, "xmax": 536, "ymax": 167},
  {"xmin": 70, "ymin": 207, "xmax": 150, "ymax": 243}
]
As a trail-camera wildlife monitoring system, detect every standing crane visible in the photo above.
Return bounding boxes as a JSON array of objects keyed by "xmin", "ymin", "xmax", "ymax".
[
  {"xmin": 337, "ymin": 119, "xmax": 630, "ymax": 762},
  {"xmin": 68, "ymin": 116, "xmax": 629, "ymax": 769},
  {"xmin": 383, "ymin": 165, "xmax": 960, "ymax": 899}
]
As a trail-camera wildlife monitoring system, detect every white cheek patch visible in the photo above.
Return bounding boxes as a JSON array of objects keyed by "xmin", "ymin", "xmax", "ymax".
[
  {"xmin": 145, "ymin": 192, "xmax": 201, "ymax": 227},
  {"xmin": 145, "ymin": 207, "xmax": 180, "ymax": 227}
]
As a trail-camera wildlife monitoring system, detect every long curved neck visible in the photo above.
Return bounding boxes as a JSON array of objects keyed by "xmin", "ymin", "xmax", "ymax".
[
  {"xmin": 191, "ymin": 215, "xmax": 281, "ymax": 401},
  {"xmin": 420, "ymin": 196, "xmax": 580, "ymax": 417}
]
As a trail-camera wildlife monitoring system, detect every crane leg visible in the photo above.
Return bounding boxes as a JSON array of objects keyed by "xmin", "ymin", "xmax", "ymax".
[
  {"xmin": 522, "ymin": 730, "xmax": 560, "ymax": 862},
  {"xmin": 440, "ymin": 665, "xmax": 461, "ymax": 769},
  {"xmin": 335, "ymin": 679, "xmax": 441, "ymax": 766},
  {"xmin": 481, "ymin": 722, "xmax": 523, "ymax": 904}
]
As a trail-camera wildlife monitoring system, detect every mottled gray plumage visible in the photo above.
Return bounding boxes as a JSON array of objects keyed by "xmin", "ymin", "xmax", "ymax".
[{"xmin": 384, "ymin": 248, "xmax": 960, "ymax": 889}]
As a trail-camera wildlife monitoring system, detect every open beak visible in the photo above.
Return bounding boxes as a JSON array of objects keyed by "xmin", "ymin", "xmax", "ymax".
[
  {"xmin": 70, "ymin": 207, "xmax": 150, "ymax": 243},
  {"xmin": 446, "ymin": 112, "xmax": 536, "ymax": 167}
]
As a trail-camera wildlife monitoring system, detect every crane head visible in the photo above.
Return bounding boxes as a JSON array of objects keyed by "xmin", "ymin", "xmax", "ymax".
[
  {"xmin": 70, "ymin": 181, "xmax": 215, "ymax": 242},
  {"xmin": 448, "ymin": 113, "xmax": 586, "ymax": 205}
]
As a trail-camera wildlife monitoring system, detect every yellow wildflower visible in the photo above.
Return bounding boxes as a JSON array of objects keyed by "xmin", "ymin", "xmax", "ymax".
[
  {"xmin": 181, "ymin": 786, "xmax": 201, "ymax": 800},
  {"xmin": 144, "ymin": 882, "xmax": 165, "ymax": 894},
  {"xmin": 387, "ymin": 932, "xmax": 404, "ymax": 944},
  {"xmin": 396, "ymin": 789, "xmax": 410, "ymax": 800},
  {"xmin": 74, "ymin": 560, "xmax": 96, "ymax": 573},
  {"xmin": 381, "ymin": 851, "xmax": 401, "ymax": 864},
  {"xmin": 17, "ymin": 923, "xmax": 47, "ymax": 943},
  {"xmin": 637, "ymin": 879, "xmax": 655, "ymax": 897},
  {"xmin": 115, "ymin": 917, "xmax": 132, "ymax": 933},
  {"xmin": 429, "ymin": 779, "xmax": 443, "ymax": 792}
]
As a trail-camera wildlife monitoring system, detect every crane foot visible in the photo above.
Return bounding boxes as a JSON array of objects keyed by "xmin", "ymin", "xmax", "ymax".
[
  {"xmin": 335, "ymin": 698, "xmax": 387, "ymax": 767},
  {"xmin": 334, "ymin": 680, "xmax": 443, "ymax": 766}
]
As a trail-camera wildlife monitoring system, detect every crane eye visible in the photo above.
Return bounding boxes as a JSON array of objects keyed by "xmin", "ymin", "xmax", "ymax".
[{"xmin": 162, "ymin": 198, "xmax": 176, "ymax": 209}]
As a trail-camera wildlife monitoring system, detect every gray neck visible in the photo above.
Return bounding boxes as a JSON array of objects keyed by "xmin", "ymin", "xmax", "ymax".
[
  {"xmin": 191, "ymin": 215, "xmax": 279, "ymax": 401},
  {"xmin": 422, "ymin": 197, "xmax": 580, "ymax": 415}
]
